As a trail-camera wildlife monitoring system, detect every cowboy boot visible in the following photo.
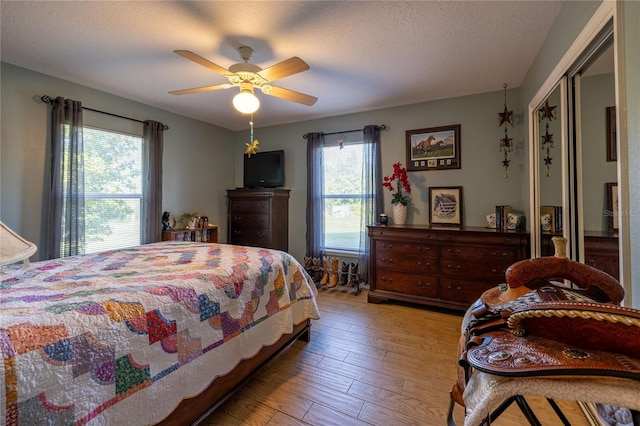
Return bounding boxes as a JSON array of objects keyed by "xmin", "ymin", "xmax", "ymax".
[
  {"xmin": 328, "ymin": 257, "xmax": 340, "ymax": 288},
  {"xmin": 319, "ymin": 256, "xmax": 330, "ymax": 285},
  {"xmin": 312, "ymin": 257, "xmax": 322, "ymax": 283},
  {"xmin": 348, "ymin": 262, "xmax": 359, "ymax": 288},
  {"xmin": 303, "ymin": 256, "xmax": 313, "ymax": 277},
  {"xmin": 339, "ymin": 260, "xmax": 350, "ymax": 285}
]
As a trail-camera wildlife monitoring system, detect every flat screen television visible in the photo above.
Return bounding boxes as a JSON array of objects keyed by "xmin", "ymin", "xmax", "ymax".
[{"xmin": 243, "ymin": 149, "xmax": 285, "ymax": 188}]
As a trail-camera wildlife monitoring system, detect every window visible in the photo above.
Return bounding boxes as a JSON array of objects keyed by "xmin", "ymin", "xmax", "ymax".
[
  {"xmin": 69, "ymin": 127, "xmax": 142, "ymax": 253},
  {"xmin": 322, "ymin": 141, "xmax": 369, "ymax": 253}
]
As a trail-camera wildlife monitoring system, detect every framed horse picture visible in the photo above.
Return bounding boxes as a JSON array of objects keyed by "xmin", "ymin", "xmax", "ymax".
[
  {"xmin": 406, "ymin": 124, "xmax": 461, "ymax": 171},
  {"xmin": 429, "ymin": 186, "xmax": 463, "ymax": 226}
]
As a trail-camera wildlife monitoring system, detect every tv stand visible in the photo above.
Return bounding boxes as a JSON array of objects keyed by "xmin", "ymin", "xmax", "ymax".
[{"xmin": 226, "ymin": 188, "xmax": 290, "ymax": 251}]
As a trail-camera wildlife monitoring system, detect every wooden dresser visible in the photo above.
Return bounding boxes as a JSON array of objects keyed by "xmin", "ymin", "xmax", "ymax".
[
  {"xmin": 226, "ymin": 188, "xmax": 290, "ymax": 251},
  {"xmin": 368, "ymin": 225, "xmax": 530, "ymax": 312}
]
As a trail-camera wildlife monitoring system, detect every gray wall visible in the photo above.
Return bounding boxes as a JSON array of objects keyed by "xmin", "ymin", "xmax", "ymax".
[
  {"xmin": 1, "ymin": 62, "xmax": 235, "ymax": 260},
  {"xmin": 580, "ymin": 72, "xmax": 617, "ymax": 232},
  {"xmin": 233, "ymin": 89, "xmax": 525, "ymax": 261}
]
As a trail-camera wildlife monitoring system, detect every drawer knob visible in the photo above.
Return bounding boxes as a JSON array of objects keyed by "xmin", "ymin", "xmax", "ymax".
[
  {"xmin": 416, "ymin": 261, "xmax": 430, "ymax": 267},
  {"xmin": 381, "ymin": 257, "xmax": 393, "ymax": 263},
  {"xmin": 447, "ymin": 285, "xmax": 462, "ymax": 293},
  {"xmin": 382, "ymin": 243, "xmax": 393, "ymax": 249},
  {"xmin": 416, "ymin": 281, "xmax": 431, "ymax": 288},
  {"xmin": 417, "ymin": 246, "xmax": 430, "ymax": 252},
  {"xmin": 234, "ymin": 216, "xmax": 243, "ymax": 221},
  {"xmin": 381, "ymin": 276, "xmax": 393, "ymax": 283},
  {"xmin": 447, "ymin": 264, "xmax": 462, "ymax": 271},
  {"xmin": 447, "ymin": 248, "xmax": 461, "ymax": 256},
  {"xmin": 234, "ymin": 230, "xmax": 242, "ymax": 236}
]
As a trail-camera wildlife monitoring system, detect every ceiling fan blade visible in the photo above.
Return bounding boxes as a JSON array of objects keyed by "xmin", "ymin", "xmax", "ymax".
[
  {"xmin": 169, "ymin": 84, "xmax": 231, "ymax": 95},
  {"xmin": 257, "ymin": 57, "xmax": 310, "ymax": 82},
  {"xmin": 174, "ymin": 50, "xmax": 233, "ymax": 76},
  {"xmin": 263, "ymin": 85, "xmax": 317, "ymax": 106}
]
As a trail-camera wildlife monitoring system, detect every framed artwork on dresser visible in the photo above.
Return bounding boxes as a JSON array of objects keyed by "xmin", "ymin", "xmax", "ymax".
[{"xmin": 429, "ymin": 186, "xmax": 463, "ymax": 226}]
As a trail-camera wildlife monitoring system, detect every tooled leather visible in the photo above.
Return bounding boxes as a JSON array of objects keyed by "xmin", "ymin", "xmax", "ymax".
[
  {"xmin": 466, "ymin": 331, "xmax": 640, "ymax": 379},
  {"xmin": 505, "ymin": 256, "xmax": 624, "ymax": 304},
  {"xmin": 508, "ymin": 301, "xmax": 640, "ymax": 359}
]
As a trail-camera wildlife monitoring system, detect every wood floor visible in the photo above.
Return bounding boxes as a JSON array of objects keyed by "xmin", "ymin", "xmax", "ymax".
[{"xmin": 202, "ymin": 286, "xmax": 592, "ymax": 425}]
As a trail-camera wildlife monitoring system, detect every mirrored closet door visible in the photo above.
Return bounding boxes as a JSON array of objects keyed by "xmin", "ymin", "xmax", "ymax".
[
  {"xmin": 570, "ymin": 30, "xmax": 619, "ymax": 279},
  {"xmin": 531, "ymin": 19, "xmax": 618, "ymax": 281}
]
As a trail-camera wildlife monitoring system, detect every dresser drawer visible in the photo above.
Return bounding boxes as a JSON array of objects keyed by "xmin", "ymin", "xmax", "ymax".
[
  {"xmin": 229, "ymin": 228, "xmax": 271, "ymax": 247},
  {"xmin": 229, "ymin": 199, "xmax": 271, "ymax": 213},
  {"xmin": 439, "ymin": 232, "xmax": 524, "ymax": 246},
  {"xmin": 440, "ymin": 258, "xmax": 511, "ymax": 282},
  {"xmin": 585, "ymin": 253, "xmax": 619, "ymax": 280},
  {"xmin": 376, "ymin": 240, "xmax": 436, "ymax": 257},
  {"xmin": 229, "ymin": 213, "xmax": 270, "ymax": 229},
  {"xmin": 376, "ymin": 270, "xmax": 438, "ymax": 298},
  {"xmin": 440, "ymin": 244, "xmax": 517, "ymax": 263},
  {"xmin": 440, "ymin": 277, "xmax": 496, "ymax": 305},
  {"xmin": 376, "ymin": 253, "xmax": 437, "ymax": 274}
]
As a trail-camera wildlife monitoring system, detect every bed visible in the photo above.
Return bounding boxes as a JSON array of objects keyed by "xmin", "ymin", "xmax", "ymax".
[{"xmin": 0, "ymin": 239, "xmax": 320, "ymax": 425}]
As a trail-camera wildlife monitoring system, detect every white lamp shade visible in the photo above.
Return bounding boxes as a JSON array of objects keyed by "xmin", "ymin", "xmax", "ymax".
[{"xmin": 232, "ymin": 91, "xmax": 260, "ymax": 114}]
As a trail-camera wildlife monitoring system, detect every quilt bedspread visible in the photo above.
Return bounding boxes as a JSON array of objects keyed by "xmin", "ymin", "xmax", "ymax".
[{"xmin": 0, "ymin": 242, "xmax": 320, "ymax": 425}]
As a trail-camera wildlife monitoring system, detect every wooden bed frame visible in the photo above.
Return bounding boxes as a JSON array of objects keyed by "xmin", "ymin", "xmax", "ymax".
[{"xmin": 156, "ymin": 319, "xmax": 312, "ymax": 425}]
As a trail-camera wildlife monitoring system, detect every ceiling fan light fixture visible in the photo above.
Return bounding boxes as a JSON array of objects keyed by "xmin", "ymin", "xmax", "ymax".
[{"xmin": 233, "ymin": 87, "xmax": 260, "ymax": 114}]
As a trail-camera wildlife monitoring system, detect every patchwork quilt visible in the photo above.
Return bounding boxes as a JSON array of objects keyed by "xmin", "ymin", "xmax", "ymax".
[{"xmin": 0, "ymin": 242, "xmax": 320, "ymax": 425}]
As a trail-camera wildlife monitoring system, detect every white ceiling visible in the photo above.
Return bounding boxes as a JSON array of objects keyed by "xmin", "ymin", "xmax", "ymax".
[{"xmin": 1, "ymin": 1, "xmax": 563, "ymax": 132}]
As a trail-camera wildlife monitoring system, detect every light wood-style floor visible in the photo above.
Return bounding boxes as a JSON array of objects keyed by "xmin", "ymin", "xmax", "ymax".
[{"xmin": 202, "ymin": 287, "xmax": 591, "ymax": 425}]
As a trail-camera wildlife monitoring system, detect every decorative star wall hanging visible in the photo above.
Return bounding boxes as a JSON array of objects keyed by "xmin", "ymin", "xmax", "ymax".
[
  {"xmin": 539, "ymin": 101, "xmax": 557, "ymax": 177},
  {"xmin": 498, "ymin": 84, "xmax": 514, "ymax": 178}
]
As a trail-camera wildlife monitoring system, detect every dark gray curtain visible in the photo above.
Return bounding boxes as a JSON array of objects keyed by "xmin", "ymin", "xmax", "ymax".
[
  {"xmin": 358, "ymin": 125, "xmax": 383, "ymax": 284},
  {"xmin": 47, "ymin": 97, "xmax": 85, "ymax": 259},
  {"xmin": 305, "ymin": 132, "xmax": 325, "ymax": 258},
  {"xmin": 142, "ymin": 120, "xmax": 165, "ymax": 244}
]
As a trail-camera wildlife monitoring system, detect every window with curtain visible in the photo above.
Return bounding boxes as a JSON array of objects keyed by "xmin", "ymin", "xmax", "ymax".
[
  {"xmin": 306, "ymin": 125, "xmax": 382, "ymax": 284},
  {"xmin": 81, "ymin": 126, "xmax": 143, "ymax": 253},
  {"xmin": 322, "ymin": 139, "xmax": 368, "ymax": 253},
  {"xmin": 47, "ymin": 96, "xmax": 164, "ymax": 259}
]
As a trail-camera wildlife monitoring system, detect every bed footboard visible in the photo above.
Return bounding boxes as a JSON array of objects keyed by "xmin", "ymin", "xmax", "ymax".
[{"xmin": 156, "ymin": 319, "xmax": 312, "ymax": 425}]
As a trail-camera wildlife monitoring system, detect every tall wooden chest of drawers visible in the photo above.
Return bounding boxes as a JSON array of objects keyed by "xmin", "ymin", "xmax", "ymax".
[
  {"xmin": 368, "ymin": 225, "xmax": 530, "ymax": 312},
  {"xmin": 227, "ymin": 188, "xmax": 290, "ymax": 251}
]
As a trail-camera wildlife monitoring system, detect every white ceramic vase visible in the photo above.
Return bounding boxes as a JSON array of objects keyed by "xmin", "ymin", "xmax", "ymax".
[{"xmin": 392, "ymin": 203, "xmax": 407, "ymax": 225}]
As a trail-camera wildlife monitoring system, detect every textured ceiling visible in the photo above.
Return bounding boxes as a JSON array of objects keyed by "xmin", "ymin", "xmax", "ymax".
[{"xmin": 1, "ymin": 1, "xmax": 563, "ymax": 131}]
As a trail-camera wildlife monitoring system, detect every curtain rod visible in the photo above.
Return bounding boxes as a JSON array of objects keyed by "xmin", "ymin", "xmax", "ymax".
[
  {"xmin": 35, "ymin": 95, "xmax": 169, "ymax": 130},
  {"xmin": 302, "ymin": 124, "xmax": 388, "ymax": 139}
]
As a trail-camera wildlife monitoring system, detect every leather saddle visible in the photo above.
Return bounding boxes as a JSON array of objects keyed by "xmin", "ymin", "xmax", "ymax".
[{"xmin": 451, "ymin": 237, "xmax": 640, "ymax": 408}]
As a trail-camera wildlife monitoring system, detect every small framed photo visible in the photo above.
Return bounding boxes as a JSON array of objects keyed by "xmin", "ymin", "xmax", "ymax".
[
  {"xmin": 406, "ymin": 124, "xmax": 461, "ymax": 171},
  {"xmin": 606, "ymin": 106, "xmax": 616, "ymax": 162},
  {"xmin": 606, "ymin": 182, "xmax": 618, "ymax": 231},
  {"xmin": 429, "ymin": 186, "xmax": 463, "ymax": 226}
]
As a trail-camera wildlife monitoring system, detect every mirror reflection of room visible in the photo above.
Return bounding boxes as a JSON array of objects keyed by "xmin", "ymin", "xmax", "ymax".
[{"xmin": 575, "ymin": 37, "xmax": 619, "ymax": 279}]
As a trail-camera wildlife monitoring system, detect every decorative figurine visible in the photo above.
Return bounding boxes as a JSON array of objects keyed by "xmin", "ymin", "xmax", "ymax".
[{"xmin": 162, "ymin": 211, "xmax": 172, "ymax": 231}]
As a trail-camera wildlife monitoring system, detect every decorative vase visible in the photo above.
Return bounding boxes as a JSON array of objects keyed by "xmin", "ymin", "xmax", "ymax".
[{"xmin": 392, "ymin": 203, "xmax": 407, "ymax": 225}]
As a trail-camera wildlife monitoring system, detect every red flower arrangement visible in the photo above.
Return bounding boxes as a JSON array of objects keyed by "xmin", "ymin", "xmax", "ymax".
[{"xmin": 382, "ymin": 162, "xmax": 412, "ymax": 206}]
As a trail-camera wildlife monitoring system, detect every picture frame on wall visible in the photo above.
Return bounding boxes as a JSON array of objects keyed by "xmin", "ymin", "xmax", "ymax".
[
  {"xmin": 606, "ymin": 106, "xmax": 616, "ymax": 162},
  {"xmin": 428, "ymin": 186, "xmax": 463, "ymax": 226},
  {"xmin": 406, "ymin": 124, "xmax": 461, "ymax": 171},
  {"xmin": 606, "ymin": 182, "xmax": 618, "ymax": 231}
]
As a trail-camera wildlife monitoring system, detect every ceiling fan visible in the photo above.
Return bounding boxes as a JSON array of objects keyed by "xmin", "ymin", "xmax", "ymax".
[{"xmin": 169, "ymin": 46, "xmax": 318, "ymax": 114}]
